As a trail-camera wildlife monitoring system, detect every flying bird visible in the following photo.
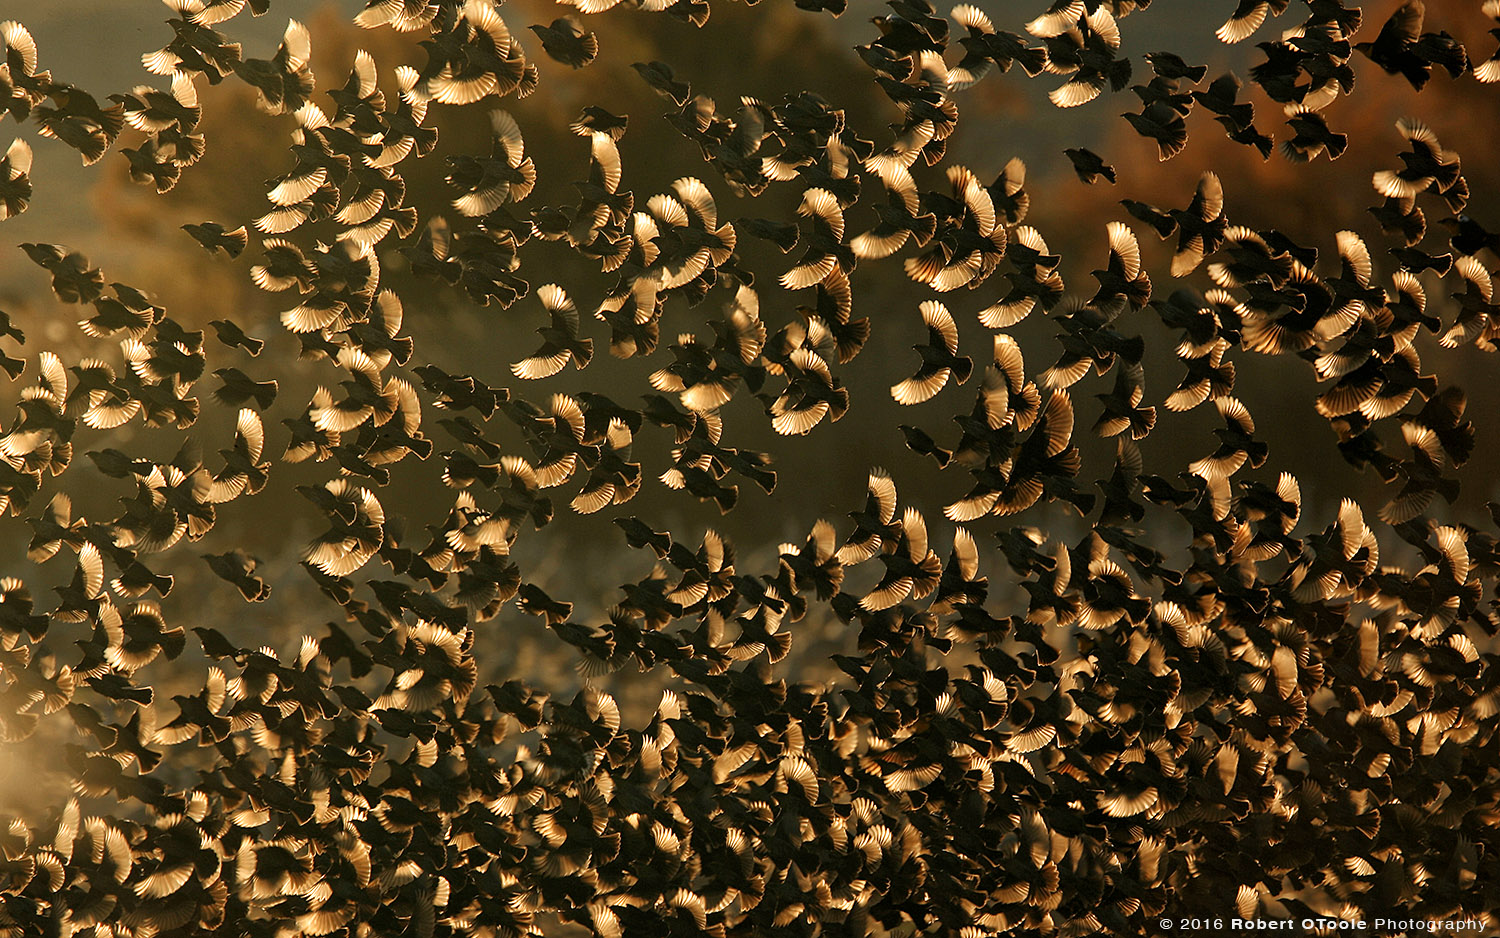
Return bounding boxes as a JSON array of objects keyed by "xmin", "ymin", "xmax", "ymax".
[
  {"xmin": 891, "ymin": 301, "xmax": 972, "ymax": 405},
  {"xmin": 529, "ymin": 17, "xmax": 598, "ymax": 69}
]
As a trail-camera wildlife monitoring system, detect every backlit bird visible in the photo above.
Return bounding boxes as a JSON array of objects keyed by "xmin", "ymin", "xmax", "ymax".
[
  {"xmin": 891, "ymin": 301, "xmax": 971, "ymax": 405},
  {"xmin": 0, "ymin": 137, "xmax": 31, "ymax": 219},
  {"xmin": 529, "ymin": 17, "xmax": 597, "ymax": 69}
]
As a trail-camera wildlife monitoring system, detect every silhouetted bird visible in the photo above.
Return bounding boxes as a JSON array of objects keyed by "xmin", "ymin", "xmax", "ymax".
[
  {"xmin": 1064, "ymin": 147, "xmax": 1116, "ymax": 184},
  {"xmin": 530, "ymin": 17, "xmax": 597, "ymax": 69},
  {"xmin": 1355, "ymin": 1, "xmax": 1469, "ymax": 91},
  {"xmin": 0, "ymin": 137, "xmax": 31, "ymax": 219},
  {"xmin": 891, "ymin": 301, "xmax": 972, "ymax": 405},
  {"xmin": 182, "ymin": 222, "xmax": 248, "ymax": 257},
  {"xmin": 1217, "ymin": 0, "xmax": 1293, "ymax": 43}
]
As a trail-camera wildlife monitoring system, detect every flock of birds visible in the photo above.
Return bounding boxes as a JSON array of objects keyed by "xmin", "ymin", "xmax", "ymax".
[{"xmin": 0, "ymin": 0, "xmax": 1498, "ymax": 933}]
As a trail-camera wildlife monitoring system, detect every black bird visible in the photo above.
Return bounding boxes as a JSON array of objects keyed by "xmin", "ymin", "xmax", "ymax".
[
  {"xmin": 632, "ymin": 60, "xmax": 690, "ymax": 106},
  {"xmin": 899, "ymin": 424, "xmax": 952, "ymax": 467},
  {"xmin": 1282, "ymin": 106, "xmax": 1347, "ymax": 161},
  {"xmin": 445, "ymin": 108, "xmax": 535, "ymax": 217},
  {"xmin": 209, "ymin": 319, "xmax": 264, "ymax": 357},
  {"xmin": 529, "ymin": 17, "xmax": 598, "ymax": 69},
  {"xmin": 1093, "ymin": 361, "xmax": 1156, "ymax": 440},
  {"xmin": 1167, "ymin": 172, "xmax": 1228, "ymax": 275},
  {"xmin": 1132, "ymin": 74, "xmax": 1196, "ymax": 120},
  {"xmin": 949, "ymin": 4, "xmax": 1045, "ymax": 88},
  {"xmin": 986, "ymin": 155, "xmax": 1031, "ymax": 224},
  {"xmin": 34, "ymin": 83, "xmax": 125, "ymax": 166},
  {"xmin": 1190, "ymin": 396, "xmax": 1269, "ymax": 482},
  {"xmin": 0, "ymin": 21, "xmax": 50, "ymax": 120},
  {"xmin": 781, "ymin": 186, "xmax": 852, "ymax": 290},
  {"xmin": 766, "ymin": 347, "xmax": 848, "ymax": 436},
  {"xmin": 1041, "ymin": 7, "xmax": 1133, "ymax": 108},
  {"xmin": 112, "ymin": 73, "xmax": 200, "ymax": 135},
  {"xmin": 233, "ymin": 19, "xmax": 315, "ymax": 115},
  {"xmin": 182, "ymin": 222, "xmax": 248, "ymax": 258},
  {"xmin": 212, "ymin": 368, "xmax": 278, "ymax": 410},
  {"xmin": 414, "ymin": 0, "xmax": 535, "ymax": 104},
  {"xmin": 1355, "ymin": 1, "xmax": 1468, "ymax": 91},
  {"xmin": 891, "ymin": 301, "xmax": 972, "ymax": 405},
  {"xmin": 1219, "ymin": 114, "xmax": 1274, "ymax": 158},
  {"xmin": 1217, "ymin": 0, "xmax": 1293, "ymax": 43},
  {"xmin": 1064, "ymin": 147, "xmax": 1116, "ymax": 184},
  {"xmin": 849, "ymin": 161, "xmax": 935, "ymax": 260},
  {"xmin": 1145, "ymin": 50, "xmax": 1207, "ymax": 84},
  {"xmin": 1439, "ymin": 214, "xmax": 1500, "ymax": 259},
  {"xmin": 203, "ymin": 549, "xmax": 272, "ymax": 602},
  {"xmin": 1090, "ymin": 221, "xmax": 1152, "ymax": 316},
  {"xmin": 144, "ymin": 14, "xmax": 242, "ymax": 83},
  {"xmin": 21, "ymin": 242, "xmax": 105, "ymax": 304},
  {"xmin": 81, "ymin": 285, "xmax": 158, "ymax": 339},
  {"xmin": 569, "ymin": 105, "xmax": 628, "ymax": 139},
  {"xmin": 1373, "ymin": 117, "xmax": 1462, "ymax": 207},
  {"xmin": 861, "ymin": 506, "xmax": 942, "ymax": 611},
  {"xmin": 1477, "ymin": 0, "xmax": 1500, "ymax": 83},
  {"xmin": 0, "ymin": 310, "xmax": 24, "ymax": 379},
  {"xmin": 0, "ymin": 137, "xmax": 31, "ymax": 219},
  {"xmin": 1193, "ymin": 72, "xmax": 1258, "ymax": 143},
  {"xmin": 1370, "ymin": 194, "xmax": 1427, "ymax": 246},
  {"xmin": 511, "ymin": 284, "xmax": 592, "ymax": 379},
  {"xmin": 122, "ymin": 139, "xmax": 181, "ymax": 193},
  {"xmin": 1122, "ymin": 99, "xmax": 1188, "ymax": 161}
]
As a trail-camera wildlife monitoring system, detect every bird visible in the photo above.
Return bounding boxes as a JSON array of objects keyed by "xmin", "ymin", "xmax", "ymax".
[
  {"xmin": 1090, "ymin": 221, "xmax": 1153, "ymax": 317},
  {"xmin": 0, "ymin": 21, "xmax": 50, "ymax": 121},
  {"xmin": 212, "ymin": 368, "xmax": 277, "ymax": 411},
  {"xmin": 569, "ymin": 105, "xmax": 627, "ymax": 139},
  {"xmin": 1282, "ymin": 106, "xmax": 1347, "ymax": 161},
  {"xmin": 765, "ymin": 347, "xmax": 848, "ymax": 436},
  {"xmin": 1122, "ymin": 99, "xmax": 1188, "ymax": 161},
  {"xmin": 34, "ymin": 83, "xmax": 125, "ymax": 166},
  {"xmin": 632, "ymin": 60, "xmax": 690, "ymax": 106},
  {"xmin": 1093, "ymin": 361, "xmax": 1156, "ymax": 440},
  {"xmin": 1216, "ymin": 0, "xmax": 1293, "ymax": 43},
  {"xmin": 0, "ymin": 309, "xmax": 25, "ymax": 379},
  {"xmin": 980, "ymin": 225, "xmax": 1063, "ymax": 328},
  {"xmin": 203, "ymin": 549, "xmax": 272, "ymax": 602},
  {"xmin": 21, "ymin": 242, "xmax": 106, "ymax": 304},
  {"xmin": 511, "ymin": 284, "xmax": 592, "ymax": 379},
  {"xmin": 1477, "ymin": 0, "xmax": 1500, "ymax": 82},
  {"xmin": 849, "ymin": 160, "xmax": 934, "ymax": 260},
  {"xmin": 112, "ymin": 72, "xmax": 200, "ymax": 136},
  {"xmin": 446, "ymin": 108, "xmax": 535, "ymax": 217},
  {"xmin": 529, "ymin": 17, "xmax": 598, "ymax": 69},
  {"xmin": 122, "ymin": 138, "xmax": 185, "ymax": 193},
  {"xmin": 1040, "ymin": 6, "xmax": 1133, "ymax": 109},
  {"xmin": 234, "ymin": 19, "xmax": 315, "ymax": 115},
  {"xmin": 182, "ymin": 222, "xmax": 248, "ymax": 257},
  {"xmin": 861, "ymin": 506, "xmax": 942, "ymax": 611},
  {"xmin": 891, "ymin": 301, "xmax": 972, "ymax": 405},
  {"xmin": 0, "ymin": 137, "xmax": 31, "ymax": 219},
  {"xmin": 1372, "ymin": 117, "xmax": 1463, "ymax": 207},
  {"xmin": 1167, "ymin": 174, "xmax": 1231, "ymax": 275},
  {"xmin": 781, "ymin": 187, "xmax": 851, "ymax": 290},
  {"xmin": 1064, "ymin": 147, "xmax": 1116, "ymax": 184},
  {"xmin": 949, "ymin": 4, "xmax": 1045, "ymax": 88},
  {"xmin": 302, "ymin": 478, "xmax": 384, "ymax": 577},
  {"xmin": 1355, "ymin": 1, "xmax": 1469, "ymax": 91},
  {"xmin": 406, "ymin": 0, "xmax": 534, "ymax": 105},
  {"xmin": 905, "ymin": 164, "xmax": 1007, "ymax": 292}
]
